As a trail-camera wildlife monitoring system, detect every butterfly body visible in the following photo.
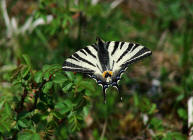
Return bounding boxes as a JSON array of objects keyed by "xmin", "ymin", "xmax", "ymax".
[{"xmin": 63, "ymin": 37, "xmax": 152, "ymax": 103}]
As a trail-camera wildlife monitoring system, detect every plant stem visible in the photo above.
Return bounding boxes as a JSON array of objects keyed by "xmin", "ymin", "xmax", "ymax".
[
  {"xmin": 15, "ymin": 87, "xmax": 28, "ymax": 113},
  {"xmin": 30, "ymin": 80, "xmax": 47, "ymax": 112},
  {"xmin": 100, "ymin": 119, "xmax": 107, "ymax": 140}
]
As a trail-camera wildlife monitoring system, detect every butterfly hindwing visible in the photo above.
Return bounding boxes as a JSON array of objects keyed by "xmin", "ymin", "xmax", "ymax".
[{"xmin": 63, "ymin": 37, "xmax": 152, "ymax": 103}]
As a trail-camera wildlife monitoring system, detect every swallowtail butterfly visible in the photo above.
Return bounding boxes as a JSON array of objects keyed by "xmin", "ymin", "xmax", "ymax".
[{"xmin": 63, "ymin": 37, "xmax": 152, "ymax": 103}]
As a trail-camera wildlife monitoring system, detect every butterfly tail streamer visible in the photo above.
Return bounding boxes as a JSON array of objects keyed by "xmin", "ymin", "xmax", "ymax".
[
  {"xmin": 103, "ymin": 85, "xmax": 108, "ymax": 104},
  {"xmin": 113, "ymin": 84, "xmax": 122, "ymax": 101}
]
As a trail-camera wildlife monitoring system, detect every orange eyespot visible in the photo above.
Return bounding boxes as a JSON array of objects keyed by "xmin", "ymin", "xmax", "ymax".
[{"xmin": 102, "ymin": 71, "xmax": 113, "ymax": 78}]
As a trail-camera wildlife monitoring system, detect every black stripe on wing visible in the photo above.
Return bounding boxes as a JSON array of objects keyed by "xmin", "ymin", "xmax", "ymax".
[
  {"xmin": 80, "ymin": 49, "xmax": 87, "ymax": 56},
  {"xmin": 96, "ymin": 64, "xmax": 103, "ymax": 73},
  {"xmin": 63, "ymin": 68, "xmax": 94, "ymax": 74},
  {"xmin": 84, "ymin": 47, "xmax": 97, "ymax": 58},
  {"xmin": 131, "ymin": 43, "xmax": 140, "ymax": 52},
  {"xmin": 91, "ymin": 44, "xmax": 98, "ymax": 51},
  {"xmin": 69, "ymin": 56, "xmax": 79, "ymax": 62},
  {"xmin": 73, "ymin": 53, "xmax": 96, "ymax": 67},
  {"xmin": 105, "ymin": 41, "xmax": 111, "ymax": 50},
  {"xmin": 116, "ymin": 43, "xmax": 134, "ymax": 63},
  {"xmin": 63, "ymin": 61, "xmax": 94, "ymax": 74},
  {"xmin": 111, "ymin": 41, "xmax": 119, "ymax": 55},
  {"xmin": 120, "ymin": 42, "xmax": 125, "ymax": 49},
  {"xmin": 63, "ymin": 61, "xmax": 84, "ymax": 69},
  {"xmin": 121, "ymin": 47, "xmax": 152, "ymax": 68}
]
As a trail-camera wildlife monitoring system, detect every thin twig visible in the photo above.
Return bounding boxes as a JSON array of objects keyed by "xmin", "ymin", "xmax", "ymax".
[
  {"xmin": 91, "ymin": 0, "xmax": 100, "ymax": 5},
  {"xmin": 100, "ymin": 119, "xmax": 107, "ymax": 140},
  {"xmin": 1, "ymin": 0, "xmax": 11, "ymax": 36},
  {"xmin": 15, "ymin": 87, "xmax": 28, "ymax": 113},
  {"xmin": 188, "ymin": 97, "xmax": 193, "ymax": 140},
  {"xmin": 157, "ymin": 30, "xmax": 168, "ymax": 49},
  {"xmin": 110, "ymin": 0, "xmax": 124, "ymax": 9},
  {"xmin": 29, "ymin": 80, "xmax": 46, "ymax": 112}
]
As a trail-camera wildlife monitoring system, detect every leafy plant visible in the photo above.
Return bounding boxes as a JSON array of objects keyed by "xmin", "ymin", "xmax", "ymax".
[{"xmin": 0, "ymin": 0, "xmax": 192, "ymax": 139}]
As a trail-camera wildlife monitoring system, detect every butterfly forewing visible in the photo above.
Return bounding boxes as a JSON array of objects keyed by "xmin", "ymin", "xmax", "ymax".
[{"xmin": 63, "ymin": 45, "xmax": 102, "ymax": 75}]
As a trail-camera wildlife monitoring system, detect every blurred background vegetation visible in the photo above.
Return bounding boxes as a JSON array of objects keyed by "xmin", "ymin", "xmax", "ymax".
[{"xmin": 0, "ymin": 0, "xmax": 193, "ymax": 139}]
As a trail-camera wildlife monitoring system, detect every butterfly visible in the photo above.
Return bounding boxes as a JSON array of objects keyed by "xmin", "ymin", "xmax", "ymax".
[{"xmin": 63, "ymin": 37, "xmax": 152, "ymax": 103}]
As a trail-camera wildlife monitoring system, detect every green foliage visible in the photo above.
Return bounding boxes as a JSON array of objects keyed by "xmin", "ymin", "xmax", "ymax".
[
  {"xmin": 0, "ymin": 0, "xmax": 192, "ymax": 139},
  {"xmin": 163, "ymin": 132, "xmax": 186, "ymax": 140},
  {"xmin": 17, "ymin": 131, "xmax": 41, "ymax": 140},
  {"xmin": 0, "ymin": 53, "xmax": 92, "ymax": 138}
]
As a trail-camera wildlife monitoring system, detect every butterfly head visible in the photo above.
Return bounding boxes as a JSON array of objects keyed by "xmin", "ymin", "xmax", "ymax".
[{"xmin": 102, "ymin": 71, "xmax": 113, "ymax": 83}]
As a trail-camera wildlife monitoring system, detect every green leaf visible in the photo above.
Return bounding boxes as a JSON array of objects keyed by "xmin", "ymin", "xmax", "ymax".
[
  {"xmin": 148, "ymin": 103, "xmax": 157, "ymax": 115},
  {"xmin": 53, "ymin": 73, "xmax": 67, "ymax": 84},
  {"xmin": 0, "ymin": 100, "xmax": 5, "ymax": 110},
  {"xmin": 22, "ymin": 66, "xmax": 31, "ymax": 78},
  {"xmin": 177, "ymin": 108, "xmax": 188, "ymax": 120},
  {"xmin": 55, "ymin": 99, "xmax": 75, "ymax": 115},
  {"xmin": 35, "ymin": 29, "xmax": 48, "ymax": 46},
  {"xmin": 176, "ymin": 94, "xmax": 185, "ymax": 102},
  {"xmin": 133, "ymin": 93, "xmax": 139, "ymax": 107},
  {"xmin": 17, "ymin": 131, "xmax": 41, "ymax": 140},
  {"xmin": 149, "ymin": 117, "xmax": 163, "ymax": 131},
  {"xmin": 163, "ymin": 132, "xmax": 186, "ymax": 140},
  {"xmin": 42, "ymin": 64, "xmax": 61, "ymax": 72},
  {"xmin": 65, "ymin": 72, "xmax": 74, "ymax": 81},
  {"xmin": 43, "ymin": 71, "xmax": 51, "ymax": 80},
  {"xmin": 42, "ymin": 64, "xmax": 62, "ymax": 80},
  {"xmin": 18, "ymin": 120, "xmax": 28, "ymax": 128},
  {"xmin": 43, "ymin": 82, "xmax": 53, "ymax": 93},
  {"xmin": 55, "ymin": 102, "xmax": 71, "ymax": 114},
  {"xmin": 33, "ymin": 133, "xmax": 41, "ymax": 140},
  {"xmin": 34, "ymin": 71, "xmax": 43, "ymax": 83},
  {"xmin": 0, "ymin": 121, "xmax": 11, "ymax": 133},
  {"xmin": 22, "ymin": 54, "xmax": 31, "ymax": 67},
  {"xmin": 62, "ymin": 19, "xmax": 67, "ymax": 27},
  {"xmin": 79, "ymin": 81, "xmax": 94, "ymax": 92},
  {"xmin": 67, "ymin": 112, "xmax": 82, "ymax": 132},
  {"xmin": 62, "ymin": 83, "xmax": 73, "ymax": 92},
  {"xmin": 93, "ymin": 129, "xmax": 100, "ymax": 140},
  {"xmin": 42, "ymin": 65, "xmax": 52, "ymax": 72},
  {"xmin": 59, "ymin": 127, "xmax": 68, "ymax": 139},
  {"xmin": 4, "ymin": 103, "xmax": 12, "ymax": 116},
  {"xmin": 63, "ymin": 99, "xmax": 74, "ymax": 108},
  {"xmin": 0, "ymin": 102, "xmax": 13, "ymax": 133}
]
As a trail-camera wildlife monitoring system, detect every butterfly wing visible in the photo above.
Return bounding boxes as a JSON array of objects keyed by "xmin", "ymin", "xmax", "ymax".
[
  {"xmin": 63, "ymin": 42, "xmax": 109, "ymax": 102},
  {"xmin": 107, "ymin": 41, "xmax": 152, "ymax": 88},
  {"xmin": 62, "ymin": 45, "xmax": 102, "ymax": 75},
  {"xmin": 63, "ymin": 38, "xmax": 152, "ymax": 103}
]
